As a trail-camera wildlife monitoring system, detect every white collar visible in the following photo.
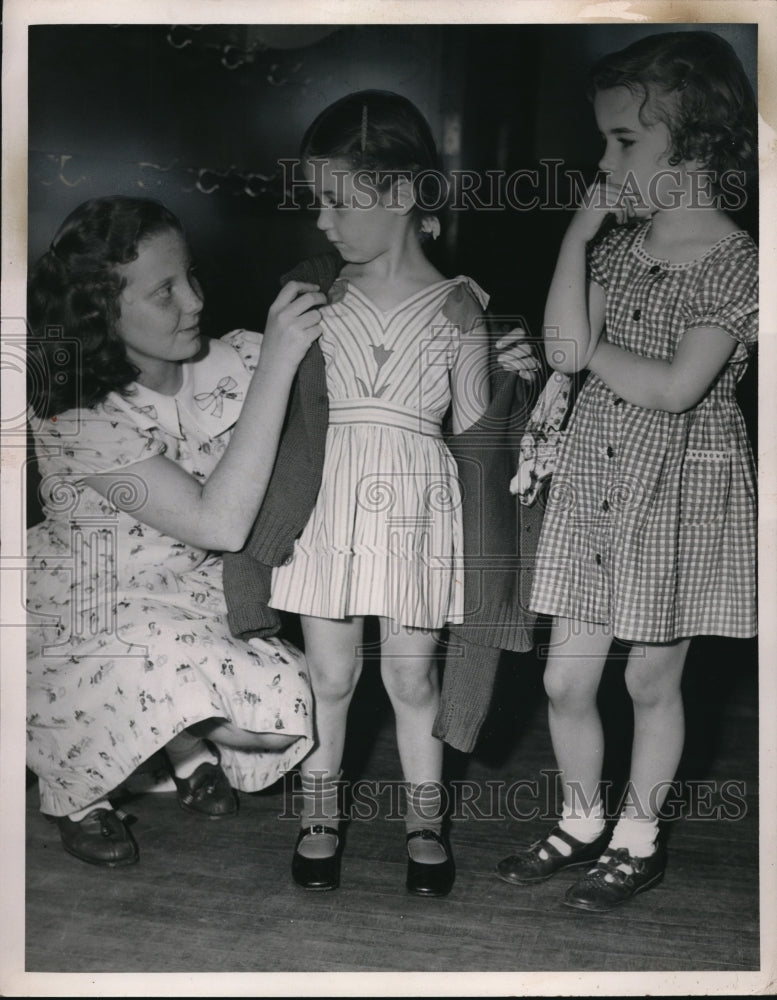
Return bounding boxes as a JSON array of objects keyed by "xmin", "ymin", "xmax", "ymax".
[{"xmin": 103, "ymin": 338, "xmax": 250, "ymax": 440}]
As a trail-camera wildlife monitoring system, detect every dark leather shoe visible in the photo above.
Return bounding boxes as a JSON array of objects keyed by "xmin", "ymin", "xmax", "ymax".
[
  {"xmin": 496, "ymin": 824, "xmax": 610, "ymax": 885},
  {"xmin": 291, "ymin": 825, "xmax": 341, "ymax": 890},
  {"xmin": 564, "ymin": 845, "xmax": 666, "ymax": 912},
  {"xmin": 57, "ymin": 809, "xmax": 139, "ymax": 868},
  {"xmin": 171, "ymin": 761, "xmax": 237, "ymax": 818},
  {"xmin": 406, "ymin": 830, "xmax": 455, "ymax": 897}
]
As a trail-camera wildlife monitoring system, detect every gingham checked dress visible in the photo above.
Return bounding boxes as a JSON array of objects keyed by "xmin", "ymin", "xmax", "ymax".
[
  {"xmin": 529, "ymin": 221, "xmax": 757, "ymax": 642},
  {"xmin": 270, "ymin": 275, "xmax": 489, "ymax": 629}
]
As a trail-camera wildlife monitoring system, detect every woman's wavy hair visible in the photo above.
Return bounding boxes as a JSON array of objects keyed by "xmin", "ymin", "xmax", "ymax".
[
  {"xmin": 589, "ymin": 31, "xmax": 757, "ymax": 180},
  {"xmin": 27, "ymin": 196, "xmax": 184, "ymax": 418},
  {"xmin": 300, "ymin": 89, "xmax": 444, "ymax": 222}
]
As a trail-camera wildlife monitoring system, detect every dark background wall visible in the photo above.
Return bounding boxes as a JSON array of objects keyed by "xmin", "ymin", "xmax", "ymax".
[
  {"xmin": 28, "ymin": 22, "xmax": 757, "ymax": 335},
  {"xmin": 27, "ymin": 22, "xmax": 758, "ymax": 523}
]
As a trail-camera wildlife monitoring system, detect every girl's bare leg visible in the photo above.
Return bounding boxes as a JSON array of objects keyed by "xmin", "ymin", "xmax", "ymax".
[
  {"xmin": 295, "ymin": 615, "xmax": 364, "ymax": 859},
  {"xmin": 379, "ymin": 620, "xmax": 447, "ymax": 863},
  {"xmin": 544, "ymin": 617, "xmax": 613, "ymax": 824},
  {"xmin": 607, "ymin": 639, "xmax": 689, "ymax": 855}
]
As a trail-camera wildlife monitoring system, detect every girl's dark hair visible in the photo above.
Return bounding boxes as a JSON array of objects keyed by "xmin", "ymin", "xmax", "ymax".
[
  {"xmin": 27, "ymin": 196, "xmax": 184, "ymax": 417},
  {"xmin": 589, "ymin": 30, "xmax": 757, "ymax": 177},
  {"xmin": 300, "ymin": 89, "xmax": 443, "ymax": 216}
]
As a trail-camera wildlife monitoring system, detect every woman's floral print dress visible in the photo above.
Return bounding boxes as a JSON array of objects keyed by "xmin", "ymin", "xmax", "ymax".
[{"xmin": 26, "ymin": 330, "xmax": 313, "ymax": 816}]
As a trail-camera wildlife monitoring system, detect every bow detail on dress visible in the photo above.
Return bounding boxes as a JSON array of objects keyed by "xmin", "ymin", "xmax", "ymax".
[{"xmin": 194, "ymin": 376, "xmax": 242, "ymax": 418}]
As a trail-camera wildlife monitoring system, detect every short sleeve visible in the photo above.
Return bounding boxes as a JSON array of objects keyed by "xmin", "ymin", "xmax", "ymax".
[
  {"xmin": 587, "ymin": 220, "xmax": 642, "ymax": 291},
  {"xmin": 441, "ymin": 279, "xmax": 489, "ymax": 335},
  {"xmin": 586, "ymin": 234, "xmax": 610, "ymax": 290},
  {"xmin": 221, "ymin": 329, "xmax": 264, "ymax": 373},
  {"xmin": 682, "ymin": 237, "xmax": 758, "ymax": 350},
  {"xmin": 33, "ymin": 403, "xmax": 166, "ymax": 480}
]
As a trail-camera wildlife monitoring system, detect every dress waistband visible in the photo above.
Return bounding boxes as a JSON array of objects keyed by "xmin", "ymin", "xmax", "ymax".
[{"xmin": 329, "ymin": 398, "xmax": 442, "ymax": 437}]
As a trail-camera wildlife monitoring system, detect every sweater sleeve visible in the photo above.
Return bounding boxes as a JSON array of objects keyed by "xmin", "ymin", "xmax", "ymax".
[
  {"xmin": 434, "ymin": 351, "xmax": 543, "ymax": 752},
  {"xmin": 222, "ymin": 252, "xmax": 342, "ymax": 640}
]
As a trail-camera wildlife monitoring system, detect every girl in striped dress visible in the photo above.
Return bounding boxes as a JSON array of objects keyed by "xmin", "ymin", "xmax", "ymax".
[
  {"xmin": 496, "ymin": 31, "xmax": 758, "ymax": 911},
  {"xmin": 270, "ymin": 91, "xmax": 491, "ymax": 896}
]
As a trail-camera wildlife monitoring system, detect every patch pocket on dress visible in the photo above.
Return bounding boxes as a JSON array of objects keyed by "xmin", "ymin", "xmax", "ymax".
[{"xmin": 680, "ymin": 450, "xmax": 731, "ymax": 525}]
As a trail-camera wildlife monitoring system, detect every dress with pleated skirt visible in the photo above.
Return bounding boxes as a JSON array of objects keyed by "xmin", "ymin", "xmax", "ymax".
[{"xmin": 270, "ymin": 275, "xmax": 489, "ymax": 630}]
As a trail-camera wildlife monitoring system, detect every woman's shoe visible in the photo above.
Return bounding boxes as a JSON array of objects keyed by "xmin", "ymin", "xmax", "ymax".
[
  {"xmin": 564, "ymin": 845, "xmax": 666, "ymax": 912},
  {"xmin": 170, "ymin": 761, "xmax": 238, "ymax": 818},
  {"xmin": 57, "ymin": 809, "xmax": 139, "ymax": 868},
  {"xmin": 406, "ymin": 829, "xmax": 455, "ymax": 897},
  {"xmin": 291, "ymin": 825, "xmax": 341, "ymax": 890},
  {"xmin": 495, "ymin": 824, "xmax": 611, "ymax": 885}
]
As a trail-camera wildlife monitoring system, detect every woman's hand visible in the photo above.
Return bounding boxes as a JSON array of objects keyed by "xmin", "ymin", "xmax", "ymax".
[
  {"xmin": 495, "ymin": 327, "xmax": 541, "ymax": 380},
  {"xmin": 259, "ymin": 281, "xmax": 327, "ymax": 372}
]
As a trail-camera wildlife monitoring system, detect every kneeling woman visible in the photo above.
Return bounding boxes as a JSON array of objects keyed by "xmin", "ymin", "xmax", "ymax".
[{"xmin": 26, "ymin": 196, "xmax": 325, "ymax": 867}]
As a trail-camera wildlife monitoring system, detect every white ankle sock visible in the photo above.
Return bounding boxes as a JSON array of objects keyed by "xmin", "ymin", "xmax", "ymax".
[
  {"xmin": 165, "ymin": 731, "xmax": 218, "ymax": 778},
  {"xmin": 68, "ymin": 798, "xmax": 111, "ymax": 822},
  {"xmin": 608, "ymin": 815, "xmax": 658, "ymax": 858},
  {"xmin": 544, "ymin": 798, "xmax": 606, "ymax": 858},
  {"xmin": 297, "ymin": 771, "xmax": 341, "ymax": 859},
  {"xmin": 405, "ymin": 783, "xmax": 447, "ymax": 864}
]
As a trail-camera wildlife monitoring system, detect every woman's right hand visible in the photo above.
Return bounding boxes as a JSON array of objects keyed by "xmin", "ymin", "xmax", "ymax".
[{"xmin": 260, "ymin": 281, "xmax": 327, "ymax": 371}]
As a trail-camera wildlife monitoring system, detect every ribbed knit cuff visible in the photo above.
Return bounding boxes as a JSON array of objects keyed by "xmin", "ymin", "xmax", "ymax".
[{"xmin": 433, "ymin": 641, "xmax": 502, "ymax": 753}]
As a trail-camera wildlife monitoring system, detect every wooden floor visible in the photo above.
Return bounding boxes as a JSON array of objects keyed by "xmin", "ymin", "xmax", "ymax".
[{"xmin": 24, "ymin": 635, "xmax": 760, "ymax": 978}]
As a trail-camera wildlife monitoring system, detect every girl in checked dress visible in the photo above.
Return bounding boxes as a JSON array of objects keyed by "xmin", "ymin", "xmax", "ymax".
[{"xmin": 496, "ymin": 31, "xmax": 757, "ymax": 911}]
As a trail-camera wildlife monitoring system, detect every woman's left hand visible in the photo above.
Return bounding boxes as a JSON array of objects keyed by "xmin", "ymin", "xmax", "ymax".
[{"xmin": 495, "ymin": 327, "xmax": 541, "ymax": 380}]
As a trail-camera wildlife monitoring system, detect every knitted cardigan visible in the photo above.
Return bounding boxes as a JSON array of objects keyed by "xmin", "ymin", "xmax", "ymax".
[{"xmin": 222, "ymin": 253, "xmax": 542, "ymax": 752}]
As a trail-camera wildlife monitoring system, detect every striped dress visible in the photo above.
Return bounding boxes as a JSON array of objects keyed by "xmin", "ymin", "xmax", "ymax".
[
  {"xmin": 530, "ymin": 222, "xmax": 758, "ymax": 643},
  {"xmin": 270, "ymin": 275, "xmax": 489, "ymax": 630}
]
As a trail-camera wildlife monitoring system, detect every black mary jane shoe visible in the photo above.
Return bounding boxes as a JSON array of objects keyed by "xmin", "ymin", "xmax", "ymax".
[
  {"xmin": 495, "ymin": 824, "xmax": 611, "ymax": 886},
  {"xmin": 170, "ymin": 761, "xmax": 238, "ymax": 818},
  {"xmin": 564, "ymin": 845, "xmax": 666, "ymax": 912},
  {"xmin": 406, "ymin": 829, "xmax": 455, "ymax": 898},
  {"xmin": 57, "ymin": 808, "xmax": 139, "ymax": 868},
  {"xmin": 291, "ymin": 825, "xmax": 341, "ymax": 891}
]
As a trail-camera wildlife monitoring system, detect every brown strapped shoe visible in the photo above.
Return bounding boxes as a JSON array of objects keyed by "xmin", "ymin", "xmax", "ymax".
[
  {"xmin": 496, "ymin": 824, "xmax": 610, "ymax": 885},
  {"xmin": 564, "ymin": 845, "xmax": 666, "ymax": 912}
]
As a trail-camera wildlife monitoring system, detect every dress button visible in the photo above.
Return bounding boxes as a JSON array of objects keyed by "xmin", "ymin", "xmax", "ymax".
[
  {"xmin": 602, "ymin": 499, "xmax": 610, "ymax": 512},
  {"xmin": 632, "ymin": 309, "xmax": 641, "ymax": 320},
  {"xmin": 612, "ymin": 397, "xmax": 623, "ymax": 406},
  {"xmin": 607, "ymin": 446, "xmax": 614, "ymax": 458},
  {"xmin": 649, "ymin": 264, "xmax": 661, "ymax": 275},
  {"xmin": 595, "ymin": 553, "xmax": 602, "ymax": 565}
]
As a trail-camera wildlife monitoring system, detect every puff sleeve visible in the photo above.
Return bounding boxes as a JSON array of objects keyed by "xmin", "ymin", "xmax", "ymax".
[
  {"xmin": 682, "ymin": 237, "xmax": 758, "ymax": 352},
  {"xmin": 587, "ymin": 230, "xmax": 615, "ymax": 290},
  {"xmin": 221, "ymin": 328, "xmax": 263, "ymax": 373}
]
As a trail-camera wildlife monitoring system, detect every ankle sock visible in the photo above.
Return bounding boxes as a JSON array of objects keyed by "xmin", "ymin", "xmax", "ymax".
[
  {"xmin": 68, "ymin": 799, "xmax": 112, "ymax": 822},
  {"xmin": 608, "ymin": 814, "xmax": 659, "ymax": 858},
  {"xmin": 544, "ymin": 797, "xmax": 606, "ymax": 859},
  {"xmin": 165, "ymin": 731, "xmax": 218, "ymax": 779},
  {"xmin": 297, "ymin": 770, "xmax": 342, "ymax": 859},
  {"xmin": 405, "ymin": 782, "xmax": 447, "ymax": 864}
]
